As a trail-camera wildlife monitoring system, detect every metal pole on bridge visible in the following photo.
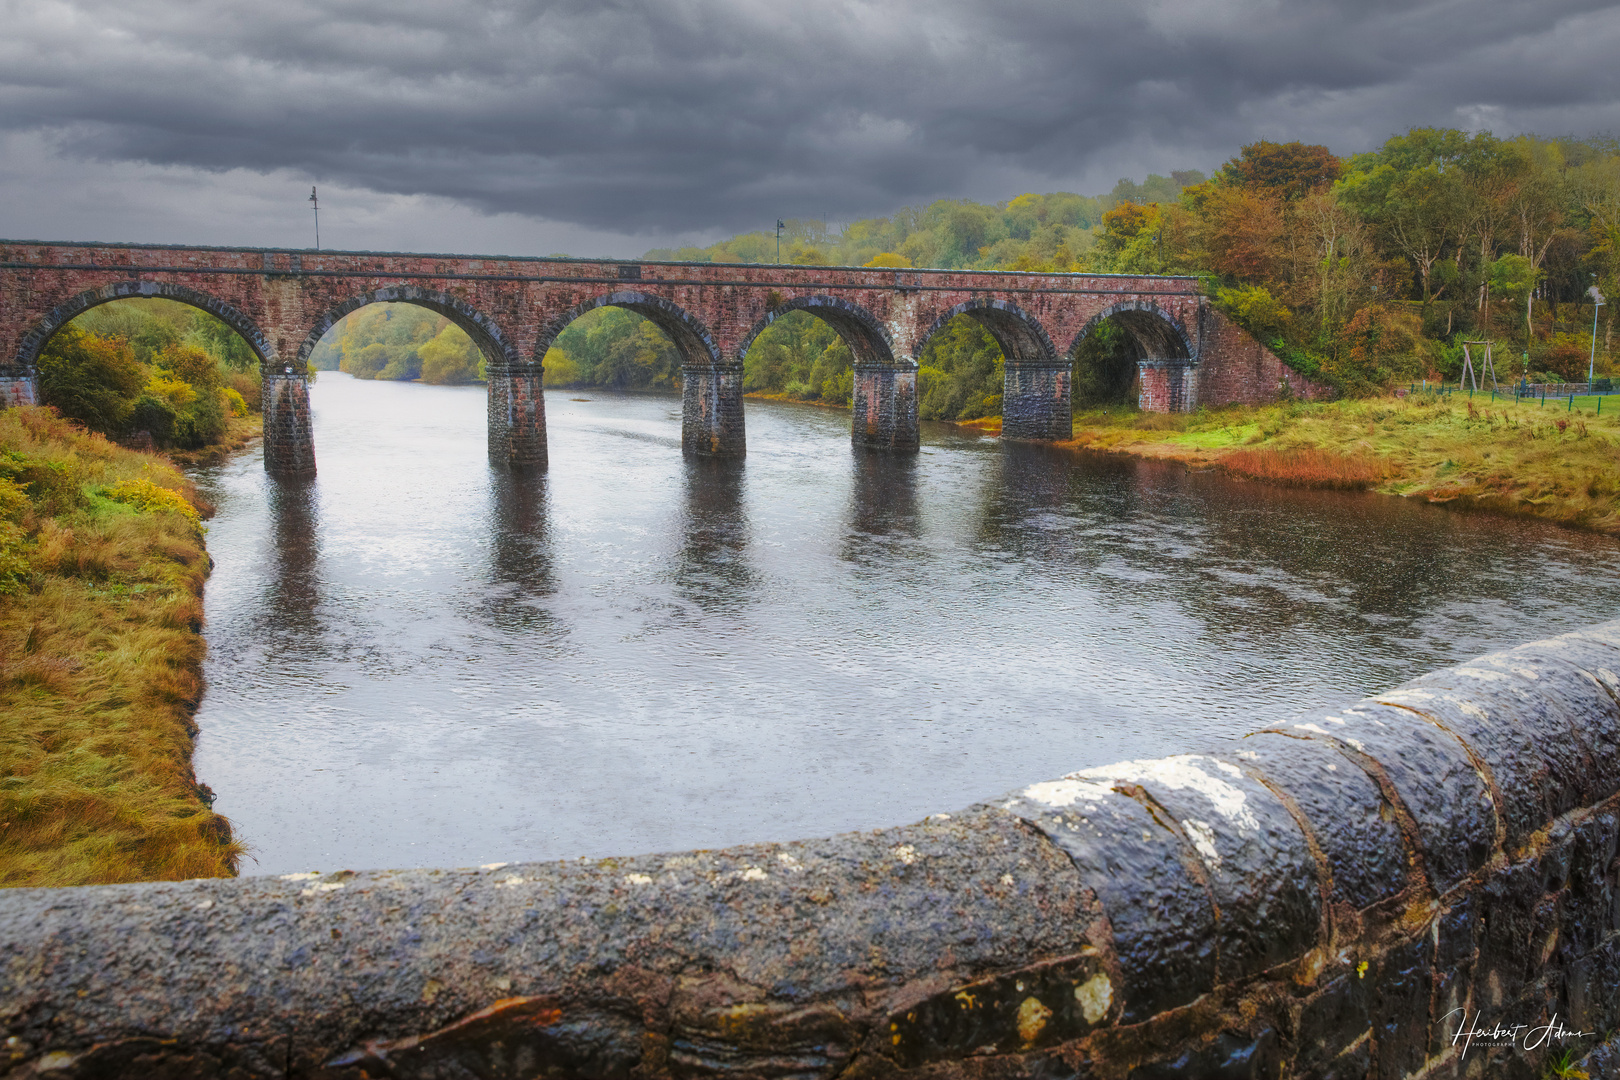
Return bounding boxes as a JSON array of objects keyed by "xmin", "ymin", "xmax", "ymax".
[{"xmin": 310, "ymin": 186, "xmax": 320, "ymax": 251}]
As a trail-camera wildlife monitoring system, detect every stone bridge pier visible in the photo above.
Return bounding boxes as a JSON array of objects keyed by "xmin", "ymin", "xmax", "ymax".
[
  {"xmin": 680, "ymin": 363, "xmax": 746, "ymax": 457},
  {"xmin": 487, "ymin": 359, "xmax": 549, "ymax": 469},
  {"xmin": 852, "ymin": 364, "xmax": 919, "ymax": 450},
  {"xmin": 262, "ymin": 366, "xmax": 317, "ymax": 477},
  {"xmin": 1137, "ymin": 358, "xmax": 1198, "ymax": 413},
  {"xmin": 0, "ymin": 242, "xmax": 1336, "ymax": 476}
]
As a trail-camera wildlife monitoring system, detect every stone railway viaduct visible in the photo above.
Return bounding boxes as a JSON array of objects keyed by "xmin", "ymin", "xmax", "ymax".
[{"xmin": 0, "ymin": 241, "xmax": 1328, "ymax": 476}]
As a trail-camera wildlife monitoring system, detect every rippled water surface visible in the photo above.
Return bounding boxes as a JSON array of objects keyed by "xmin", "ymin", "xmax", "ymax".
[{"xmin": 191, "ymin": 373, "xmax": 1620, "ymax": 874}]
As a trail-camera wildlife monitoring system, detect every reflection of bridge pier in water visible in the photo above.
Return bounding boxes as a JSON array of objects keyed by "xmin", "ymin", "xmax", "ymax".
[
  {"xmin": 842, "ymin": 451, "xmax": 921, "ymax": 565},
  {"xmin": 479, "ymin": 469, "xmax": 558, "ymax": 632},
  {"xmin": 671, "ymin": 456, "xmax": 756, "ymax": 610},
  {"xmin": 257, "ymin": 474, "xmax": 324, "ymax": 656}
]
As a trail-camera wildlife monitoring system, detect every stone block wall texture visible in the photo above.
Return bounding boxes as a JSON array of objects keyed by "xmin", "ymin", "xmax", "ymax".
[
  {"xmin": 0, "ymin": 243, "xmax": 1324, "ymax": 474},
  {"xmin": 852, "ymin": 366, "xmax": 920, "ymax": 451},
  {"xmin": 680, "ymin": 365, "xmax": 747, "ymax": 457},
  {"xmin": 6, "ymin": 624, "xmax": 1620, "ymax": 1078},
  {"xmin": 1002, "ymin": 364, "xmax": 1073, "ymax": 441},
  {"xmin": 488, "ymin": 366, "xmax": 550, "ymax": 469},
  {"xmin": 1136, "ymin": 359, "xmax": 1197, "ymax": 413},
  {"xmin": 261, "ymin": 372, "xmax": 316, "ymax": 478},
  {"xmin": 1193, "ymin": 310, "xmax": 1335, "ymax": 406},
  {"xmin": 0, "ymin": 375, "xmax": 34, "ymax": 408}
]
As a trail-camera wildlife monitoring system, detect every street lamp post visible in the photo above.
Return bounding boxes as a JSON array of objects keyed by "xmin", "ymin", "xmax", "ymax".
[
  {"xmin": 776, "ymin": 219, "xmax": 785, "ymax": 264},
  {"xmin": 1590, "ymin": 278, "xmax": 1605, "ymax": 389},
  {"xmin": 309, "ymin": 187, "xmax": 320, "ymax": 251}
]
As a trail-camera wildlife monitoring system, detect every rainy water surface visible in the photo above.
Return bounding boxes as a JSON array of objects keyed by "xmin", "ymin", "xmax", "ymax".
[{"xmin": 191, "ymin": 373, "xmax": 1620, "ymax": 874}]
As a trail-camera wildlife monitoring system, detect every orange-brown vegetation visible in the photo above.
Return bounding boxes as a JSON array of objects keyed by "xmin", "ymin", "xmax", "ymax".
[
  {"xmin": 1062, "ymin": 394, "xmax": 1620, "ymax": 533},
  {"xmin": 0, "ymin": 406, "xmax": 241, "ymax": 887},
  {"xmin": 1218, "ymin": 447, "xmax": 1389, "ymax": 489}
]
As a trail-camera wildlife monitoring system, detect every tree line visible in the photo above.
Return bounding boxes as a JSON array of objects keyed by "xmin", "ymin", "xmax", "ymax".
[
  {"xmin": 639, "ymin": 129, "xmax": 1620, "ymax": 409},
  {"xmin": 1101, "ymin": 131, "xmax": 1620, "ymax": 394}
]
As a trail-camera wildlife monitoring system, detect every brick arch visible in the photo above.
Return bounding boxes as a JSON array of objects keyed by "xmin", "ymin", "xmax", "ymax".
[
  {"xmin": 1067, "ymin": 301, "xmax": 1193, "ymax": 360},
  {"xmin": 919, "ymin": 298, "xmax": 1058, "ymax": 365},
  {"xmin": 296, "ymin": 285, "xmax": 517, "ymax": 372},
  {"xmin": 14, "ymin": 280, "xmax": 274, "ymax": 370},
  {"xmin": 536, "ymin": 291, "xmax": 721, "ymax": 368},
  {"xmin": 737, "ymin": 295, "xmax": 896, "ymax": 367}
]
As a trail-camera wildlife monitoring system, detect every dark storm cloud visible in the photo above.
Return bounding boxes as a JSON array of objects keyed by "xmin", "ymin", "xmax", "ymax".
[{"xmin": 3, "ymin": 0, "xmax": 1618, "ymax": 235}]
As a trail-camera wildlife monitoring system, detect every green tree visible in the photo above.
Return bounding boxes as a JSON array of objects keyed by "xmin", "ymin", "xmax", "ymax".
[
  {"xmin": 1487, "ymin": 254, "xmax": 1540, "ymax": 348},
  {"xmin": 191, "ymin": 312, "xmax": 258, "ymax": 372},
  {"xmin": 419, "ymin": 326, "xmax": 484, "ymax": 384},
  {"xmin": 1220, "ymin": 141, "xmax": 1341, "ymax": 199},
  {"xmin": 37, "ymin": 328, "xmax": 145, "ymax": 435},
  {"xmin": 1338, "ymin": 128, "xmax": 1475, "ymax": 313},
  {"xmin": 917, "ymin": 317, "xmax": 1003, "ymax": 420}
]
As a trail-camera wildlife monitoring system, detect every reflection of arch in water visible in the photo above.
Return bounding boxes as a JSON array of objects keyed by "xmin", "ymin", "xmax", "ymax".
[
  {"xmin": 261, "ymin": 476, "xmax": 323, "ymax": 647},
  {"xmin": 844, "ymin": 452, "xmax": 920, "ymax": 559},
  {"xmin": 15, "ymin": 281, "xmax": 274, "ymax": 370},
  {"xmin": 297, "ymin": 286, "xmax": 517, "ymax": 371},
  {"xmin": 481, "ymin": 471, "xmax": 559, "ymax": 633}
]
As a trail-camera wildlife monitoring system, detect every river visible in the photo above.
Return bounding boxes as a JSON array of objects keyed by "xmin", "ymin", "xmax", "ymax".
[{"xmin": 190, "ymin": 372, "xmax": 1620, "ymax": 874}]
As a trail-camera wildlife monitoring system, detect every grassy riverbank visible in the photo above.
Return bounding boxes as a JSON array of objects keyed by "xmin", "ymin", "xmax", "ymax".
[
  {"xmin": 1059, "ymin": 394, "xmax": 1620, "ymax": 533},
  {"xmin": 0, "ymin": 407, "xmax": 240, "ymax": 887}
]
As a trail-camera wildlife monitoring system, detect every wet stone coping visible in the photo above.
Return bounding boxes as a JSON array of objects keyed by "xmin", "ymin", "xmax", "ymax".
[{"xmin": 6, "ymin": 625, "xmax": 1620, "ymax": 1078}]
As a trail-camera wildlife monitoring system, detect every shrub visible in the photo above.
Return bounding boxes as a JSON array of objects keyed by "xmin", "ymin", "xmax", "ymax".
[
  {"xmin": 1318, "ymin": 304, "xmax": 1428, "ymax": 396},
  {"xmin": 105, "ymin": 478, "xmax": 201, "ymax": 529},
  {"xmin": 0, "ymin": 456, "xmax": 85, "ymax": 518},
  {"xmin": 226, "ymin": 372, "xmax": 262, "ymax": 412},
  {"xmin": 128, "ymin": 394, "xmax": 178, "ymax": 445},
  {"xmin": 343, "ymin": 342, "xmax": 391, "ymax": 379},
  {"xmin": 419, "ymin": 326, "xmax": 483, "ymax": 384},
  {"xmin": 1540, "ymin": 334, "xmax": 1593, "ymax": 381},
  {"xmin": 1214, "ymin": 284, "xmax": 1291, "ymax": 341},
  {"xmin": 36, "ymin": 328, "xmax": 145, "ymax": 436}
]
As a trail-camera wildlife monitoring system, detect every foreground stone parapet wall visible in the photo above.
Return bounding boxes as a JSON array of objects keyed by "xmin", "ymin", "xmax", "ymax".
[{"xmin": 6, "ymin": 625, "xmax": 1620, "ymax": 1078}]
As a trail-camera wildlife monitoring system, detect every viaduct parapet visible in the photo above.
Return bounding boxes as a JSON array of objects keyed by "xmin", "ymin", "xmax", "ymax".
[
  {"xmin": 0, "ymin": 241, "xmax": 1330, "ymax": 475},
  {"xmin": 3, "ymin": 624, "xmax": 1619, "ymax": 1078}
]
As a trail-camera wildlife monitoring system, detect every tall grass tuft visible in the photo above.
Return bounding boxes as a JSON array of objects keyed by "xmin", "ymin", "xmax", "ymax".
[
  {"xmin": 0, "ymin": 406, "xmax": 242, "ymax": 887},
  {"xmin": 1218, "ymin": 447, "xmax": 1389, "ymax": 489}
]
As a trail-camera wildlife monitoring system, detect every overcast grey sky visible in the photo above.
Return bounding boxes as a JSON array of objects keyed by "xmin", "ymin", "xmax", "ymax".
[{"xmin": 2, "ymin": 0, "xmax": 1617, "ymax": 257}]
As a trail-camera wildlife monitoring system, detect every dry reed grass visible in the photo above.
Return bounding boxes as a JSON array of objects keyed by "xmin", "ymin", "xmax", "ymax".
[
  {"xmin": 1064, "ymin": 395, "xmax": 1620, "ymax": 534},
  {"xmin": 1218, "ymin": 447, "xmax": 1389, "ymax": 489},
  {"xmin": 0, "ymin": 406, "xmax": 241, "ymax": 887}
]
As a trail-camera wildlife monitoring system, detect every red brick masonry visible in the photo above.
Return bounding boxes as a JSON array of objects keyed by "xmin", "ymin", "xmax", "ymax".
[{"xmin": 0, "ymin": 241, "xmax": 1331, "ymax": 472}]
